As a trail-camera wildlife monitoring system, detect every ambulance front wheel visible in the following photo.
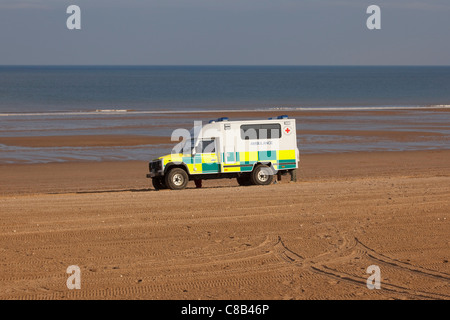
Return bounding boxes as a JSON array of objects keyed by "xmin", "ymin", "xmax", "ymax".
[
  {"xmin": 165, "ymin": 168, "xmax": 189, "ymax": 190},
  {"xmin": 152, "ymin": 177, "xmax": 167, "ymax": 190},
  {"xmin": 251, "ymin": 165, "xmax": 274, "ymax": 186}
]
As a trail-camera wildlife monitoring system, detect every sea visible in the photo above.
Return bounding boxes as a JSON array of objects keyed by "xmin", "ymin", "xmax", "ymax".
[{"xmin": 1, "ymin": 66, "xmax": 450, "ymax": 163}]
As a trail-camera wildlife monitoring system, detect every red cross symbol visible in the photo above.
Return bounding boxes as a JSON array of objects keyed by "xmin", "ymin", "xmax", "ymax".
[{"xmin": 284, "ymin": 127, "xmax": 291, "ymax": 134}]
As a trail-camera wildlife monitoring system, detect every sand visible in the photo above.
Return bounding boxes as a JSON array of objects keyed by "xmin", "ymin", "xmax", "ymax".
[
  {"xmin": 1, "ymin": 150, "xmax": 449, "ymax": 300},
  {"xmin": 0, "ymin": 135, "xmax": 172, "ymax": 148}
]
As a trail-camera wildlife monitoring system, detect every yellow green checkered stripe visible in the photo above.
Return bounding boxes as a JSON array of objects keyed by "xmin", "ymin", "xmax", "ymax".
[
  {"xmin": 162, "ymin": 150, "xmax": 297, "ymax": 174},
  {"xmin": 222, "ymin": 150, "xmax": 297, "ymax": 173}
]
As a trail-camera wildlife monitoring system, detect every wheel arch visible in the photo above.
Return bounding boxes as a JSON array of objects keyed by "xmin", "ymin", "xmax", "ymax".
[
  {"xmin": 164, "ymin": 162, "xmax": 191, "ymax": 176},
  {"xmin": 253, "ymin": 161, "xmax": 277, "ymax": 174}
]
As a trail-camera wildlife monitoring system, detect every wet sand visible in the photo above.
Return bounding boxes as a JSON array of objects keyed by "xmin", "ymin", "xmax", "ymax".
[
  {"xmin": 0, "ymin": 135, "xmax": 172, "ymax": 148},
  {"xmin": 0, "ymin": 129, "xmax": 446, "ymax": 149},
  {"xmin": 0, "ymin": 150, "xmax": 449, "ymax": 300},
  {"xmin": 2, "ymin": 108, "xmax": 449, "ymax": 163}
]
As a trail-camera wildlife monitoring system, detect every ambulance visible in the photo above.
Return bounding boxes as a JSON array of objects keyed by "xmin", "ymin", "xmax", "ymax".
[{"xmin": 147, "ymin": 115, "xmax": 299, "ymax": 190}]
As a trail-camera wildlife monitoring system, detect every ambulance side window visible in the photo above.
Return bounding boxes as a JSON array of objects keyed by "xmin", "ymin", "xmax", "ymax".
[
  {"xmin": 241, "ymin": 126, "xmax": 258, "ymax": 140},
  {"xmin": 196, "ymin": 139, "xmax": 216, "ymax": 153},
  {"xmin": 240, "ymin": 124, "xmax": 281, "ymax": 140}
]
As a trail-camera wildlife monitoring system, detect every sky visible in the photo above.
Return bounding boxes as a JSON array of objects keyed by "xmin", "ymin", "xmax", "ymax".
[{"xmin": 0, "ymin": 0, "xmax": 449, "ymax": 65}]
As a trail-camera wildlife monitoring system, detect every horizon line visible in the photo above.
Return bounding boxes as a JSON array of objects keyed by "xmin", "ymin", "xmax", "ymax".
[{"xmin": 1, "ymin": 64, "xmax": 450, "ymax": 67}]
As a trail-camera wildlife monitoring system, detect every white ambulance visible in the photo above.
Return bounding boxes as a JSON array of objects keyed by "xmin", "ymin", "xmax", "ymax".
[{"xmin": 147, "ymin": 115, "xmax": 299, "ymax": 190}]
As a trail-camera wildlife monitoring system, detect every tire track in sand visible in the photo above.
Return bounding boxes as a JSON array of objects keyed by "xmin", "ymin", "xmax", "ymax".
[{"xmin": 273, "ymin": 235, "xmax": 450, "ymax": 300}]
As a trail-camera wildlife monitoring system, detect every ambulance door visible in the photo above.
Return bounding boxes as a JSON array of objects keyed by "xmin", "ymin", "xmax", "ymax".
[
  {"xmin": 197, "ymin": 139, "xmax": 220, "ymax": 174},
  {"xmin": 221, "ymin": 124, "xmax": 240, "ymax": 173}
]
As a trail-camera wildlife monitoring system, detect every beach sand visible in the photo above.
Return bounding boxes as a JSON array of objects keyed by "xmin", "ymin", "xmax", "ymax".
[
  {"xmin": 1, "ymin": 149, "xmax": 449, "ymax": 300},
  {"xmin": 0, "ymin": 135, "xmax": 172, "ymax": 148}
]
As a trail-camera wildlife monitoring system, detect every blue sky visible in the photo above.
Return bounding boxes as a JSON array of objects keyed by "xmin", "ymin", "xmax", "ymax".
[{"xmin": 0, "ymin": 0, "xmax": 449, "ymax": 65}]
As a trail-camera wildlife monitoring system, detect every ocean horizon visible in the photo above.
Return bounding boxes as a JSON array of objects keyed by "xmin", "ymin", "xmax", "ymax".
[{"xmin": 1, "ymin": 65, "xmax": 450, "ymax": 113}]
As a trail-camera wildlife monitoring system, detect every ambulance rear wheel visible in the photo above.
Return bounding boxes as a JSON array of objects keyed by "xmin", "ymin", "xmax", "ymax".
[
  {"xmin": 165, "ymin": 168, "xmax": 189, "ymax": 190},
  {"xmin": 251, "ymin": 165, "xmax": 273, "ymax": 186},
  {"xmin": 290, "ymin": 169, "xmax": 298, "ymax": 182},
  {"xmin": 236, "ymin": 174, "xmax": 251, "ymax": 186}
]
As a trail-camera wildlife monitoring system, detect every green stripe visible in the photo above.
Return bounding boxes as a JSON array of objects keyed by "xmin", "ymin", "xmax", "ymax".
[
  {"xmin": 278, "ymin": 159, "xmax": 297, "ymax": 164},
  {"xmin": 223, "ymin": 164, "xmax": 254, "ymax": 168},
  {"xmin": 258, "ymin": 150, "xmax": 277, "ymax": 161},
  {"xmin": 202, "ymin": 163, "xmax": 220, "ymax": 172}
]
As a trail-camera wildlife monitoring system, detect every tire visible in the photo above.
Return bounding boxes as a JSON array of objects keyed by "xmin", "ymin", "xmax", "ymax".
[
  {"xmin": 165, "ymin": 168, "xmax": 189, "ymax": 190},
  {"xmin": 152, "ymin": 177, "xmax": 166, "ymax": 190},
  {"xmin": 290, "ymin": 169, "xmax": 298, "ymax": 182},
  {"xmin": 251, "ymin": 165, "xmax": 273, "ymax": 186},
  {"xmin": 236, "ymin": 174, "xmax": 251, "ymax": 186}
]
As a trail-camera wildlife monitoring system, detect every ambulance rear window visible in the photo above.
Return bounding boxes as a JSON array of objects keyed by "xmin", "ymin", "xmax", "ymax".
[{"xmin": 240, "ymin": 124, "xmax": 281, "ymax": 140}]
